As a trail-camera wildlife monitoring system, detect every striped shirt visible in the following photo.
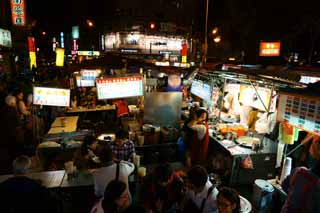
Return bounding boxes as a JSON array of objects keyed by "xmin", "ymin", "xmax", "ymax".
[{"xmin": 109, "ymin": 140, "xmax": 135, "ymax": 162}]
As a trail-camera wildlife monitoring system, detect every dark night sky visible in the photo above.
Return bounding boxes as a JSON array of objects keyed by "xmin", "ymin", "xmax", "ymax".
[
  {"xmin": 25, "ymin": 0, "xmax": 320, "ymax": 61},
  {"xmin": 26, "ymin": 0, "xmax": 320, "ymax": 34}
]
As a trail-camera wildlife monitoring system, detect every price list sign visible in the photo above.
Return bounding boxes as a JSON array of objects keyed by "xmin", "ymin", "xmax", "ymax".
[
  {"xmin": 81, "ymin": 69, "xmax": 99, "ymax": 81},
  {"xmin": 96, "ymin": 76, "xmax": 143, "ymax": 100},
  {"xmin": 277, "ymin": 94, "xmax": 320, "ymax": 135}
]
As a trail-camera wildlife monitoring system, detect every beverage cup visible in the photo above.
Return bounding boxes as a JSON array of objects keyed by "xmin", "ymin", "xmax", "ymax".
[
  {"xmin": 133, "ymin": 155, "xmax": 141, "ymax": 168},
  {"xmin": 138, "ymin": 166, "xmax": 146, "ymax": 177},
  {"xmin": 138, "ymin": 135, "xmax": 144, "ymax": 146}
]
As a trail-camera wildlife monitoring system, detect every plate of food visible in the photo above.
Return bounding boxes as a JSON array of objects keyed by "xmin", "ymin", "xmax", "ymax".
[{"xmin": 235, "ymin": 136, "xmax": 260, "ymax": 148}]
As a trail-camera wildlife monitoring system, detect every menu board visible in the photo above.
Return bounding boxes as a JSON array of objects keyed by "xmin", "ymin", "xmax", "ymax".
[
  {"xmin": 190, "ymin": 79, "xmax": 212, "ymax": 102},
  {"xmin": 76, "ymin": 76, "xmax": 95, "ymax": 87},
  {"xmin": 96, "ymin": 76, "xmax": 143, "ymax": 100},
  {"xmin": 33, "ymin": 87, "xmax": 70, "ymax": 107},
  {"xmin": 277, "ymin": 94, "xmax": 320, "ymax": 135},
  {"xmin": 81, "ymin": 69, "xmax": 99, "ymax": 80}
]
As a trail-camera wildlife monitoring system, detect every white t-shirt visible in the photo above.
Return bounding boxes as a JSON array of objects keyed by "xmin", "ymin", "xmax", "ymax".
[
  {"xmin": 189, "ymin": 124, "xmax": 207, "ymax": 140},
  {"xmin": 92, "ymin": 161, "xmax": 134, "ymax": 198},
  {"xmin": 186, "ymin": 179, "xmax": 219, "ymax": 213}
]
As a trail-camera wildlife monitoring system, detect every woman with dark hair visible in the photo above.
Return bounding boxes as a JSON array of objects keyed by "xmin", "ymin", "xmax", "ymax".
[
  {"xmin": 91, "ymin": 180, "xmax": 130, "ymax": 213},
  {"xmin": 186, "ymin": 108, "xmax": 210, "ymax": 166},
  {"xmin": 73, "ymin": 135, "xmax": 100, "ymax": 171},
  {"xmin": 217, "ymin": 187, "xmax": 240, "ymax": 213}
]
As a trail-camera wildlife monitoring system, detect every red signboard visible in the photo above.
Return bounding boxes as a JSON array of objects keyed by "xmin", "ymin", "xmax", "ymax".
[
  {"xmin": 28, "ymin": 37, "xmax": 35, "ymax": 52},
  {"xmin": 259, "ymin": 41, "xmax": 281, "ymax": 57}
]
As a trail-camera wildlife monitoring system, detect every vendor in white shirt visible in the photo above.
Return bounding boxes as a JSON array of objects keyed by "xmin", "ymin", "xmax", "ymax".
[{"xmin": 185, "ymin": 165, "xmax": 219, "ymax": 213}]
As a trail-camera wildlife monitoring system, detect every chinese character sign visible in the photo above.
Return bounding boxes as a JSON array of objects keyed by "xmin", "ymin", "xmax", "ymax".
[
  {"xmin": 33, "ymin": 87, "xmax": 70, "ymax": 107},
  {"xmin": 259, "ymin": 42, "xmax": 281, "ymax": 57},
  {"xmin": 96, "ymin": 76, "xmax": 143, "ymax": 100},
  {"xmin": 10, "ymin": 0, "xmax": 26, "ymax": 26},
  {"xmin": 277, "ymin": 94, "xmax": 320, "ymax": 135}
]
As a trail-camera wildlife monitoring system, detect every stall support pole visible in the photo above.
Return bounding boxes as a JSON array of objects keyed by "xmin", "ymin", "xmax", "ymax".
[
  {"xmin": 218, "ymin": 78, "xmax": 227, "ymax": 121},
  {"xmin": 249, "ymin": 80, "xmax": 268, "ymax": 112},
  {"xmin": 267, "ymin": 84, "xmax": 275, "ymax": 113}
]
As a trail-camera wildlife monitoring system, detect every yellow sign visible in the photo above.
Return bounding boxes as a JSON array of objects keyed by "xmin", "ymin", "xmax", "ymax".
[
  {"xmin": 182, "ymin": 56, "xmax": 187, "ymax": 63},
  {"xmin": 29, "ymin": 51, "xmax": 37, "ymax": 69},
  {"xmin": 55, "ymin": 48, "xmax": 65, "ymax": 67}
]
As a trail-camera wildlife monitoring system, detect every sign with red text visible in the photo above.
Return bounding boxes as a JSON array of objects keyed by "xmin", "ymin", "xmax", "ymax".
[
  {"xmin": 10, "ymin": 0, "xmax": 26, "ymax": 26},
  {"xmin": 96, "ymin": 76, "xmax": 143, "ymax": 100}
]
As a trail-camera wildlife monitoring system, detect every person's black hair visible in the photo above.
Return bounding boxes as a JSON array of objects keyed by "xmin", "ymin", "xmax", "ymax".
[
  {"xmin": 154, "ymin": 163, "xmax": 173, "ymax": 183},
  {"xmin": 115, "ymin": 128, "xmax": 127, "ymax": 139},
  {"xmin": 13, "ymin": 89, "xmax": 23, "ymax": 97},
  {"xmin": 102, "ymin": 180, "xmax": 127, "ymax": 213},
  {"xmin": 82, "ymin": 135, "xmax": 96, "ymax": 149},
  {"xmin": 99, "ymin": 146, "xmax": 113, "ymax": 165},
  {"xmin": 195, "ymin": 108, "xmax": 209, "ymax": 122},
  {"xmin": 187, "ymin": 165, "xmax": 208, "ymax": 188},
  {"xmin": 217, "ymin": 187, "xmax": 241, "ymax": 213}
]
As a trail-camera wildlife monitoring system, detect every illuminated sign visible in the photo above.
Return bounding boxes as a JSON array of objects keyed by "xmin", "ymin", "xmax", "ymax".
[
  {"xmin": 27, "ymin": 37, "xmax": 35, "ymax": 52},
  {"xmin": 80, "ymin": 69, "xmax": 100, "ymax": 80},
  {"xmin": 155, "ymin": 61, "xmax": 170, "ymax": 66},
  {"xmin": 277, "ymin": 94, "xmax": 320, "ymax": 135},
  {"xmin": 29, "ymin": 52, "xmax": 37, "ymax": 69},
  {"xmin": 55, "ymin": 48, "xmax": 65, "ymax": 67},
  {"xmin": 259, "ymin": 41, "xmax": 281, "ymax": 57},
  {"xmin": 72, "ymin": 26, "xmax": 79, "ymax": 39},
  {"xmin": 77, "ymin": 51, "xmax": 100, "ymax": 56},
  {"xmin": 0, "ymin": 28, "xmax": 12, "ymax": 48},
  {"xmin": 104, "ymin": 32, "xmax": 187, "ymax": 54},
  {"xmin": 60, "ymin": 32, "xmax": 64, "ymax": 48},
  {"xmin": 96, "ymin": 76, "xmax": 143, "ymax": 100},
  {"xmin": 10, "ymin": 0, "xmax": 26, "ymax": 26},
  {"xmin": 173, "ymin": 62, "xmax": 190, "ymax": 68},
  {"xmin": 33, "ymin": 87, "xmax": 70, "ymax": 107}
]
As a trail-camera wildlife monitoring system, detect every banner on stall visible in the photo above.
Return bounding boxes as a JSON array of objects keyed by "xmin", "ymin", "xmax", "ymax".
[{"xmin": 277, "ymin": 93, "xmax": 320, "ymax": 135}]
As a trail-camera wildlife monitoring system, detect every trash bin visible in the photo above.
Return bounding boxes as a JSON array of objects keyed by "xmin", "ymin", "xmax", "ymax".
[{"xmin": 253, "ymin": 179, "xmax": 274, "ymax": 211}]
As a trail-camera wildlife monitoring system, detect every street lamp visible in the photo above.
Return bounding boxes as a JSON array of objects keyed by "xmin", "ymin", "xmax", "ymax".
[
  {"xmin": 86, "ymin": 19, "xmax": 94, "ymax": 27},
  {"xmin": 212, "ymin": 27, "xmax": 218, "ymax": 35},
  {"xmin": 213, "ymin": 36, "xmax": 221, "ymax": 43}
]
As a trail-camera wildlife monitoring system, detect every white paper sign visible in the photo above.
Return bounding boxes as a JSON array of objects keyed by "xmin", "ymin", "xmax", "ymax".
[
  {"xmin": 33, "ymin": 87, "xmax": 70, "ymax": 107},
  {"xmin": 96, "ymin": 76, "xmax": 143, "ymax": 100}
]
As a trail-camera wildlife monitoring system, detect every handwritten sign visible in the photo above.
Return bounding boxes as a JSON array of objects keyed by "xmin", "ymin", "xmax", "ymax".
[
  {"xmin": 33, "ymin": 87, "xmax": 70, "ymax": 107},
  {"xmin": 277, "ymin": 94, "xmax": 320, "ymax": 135},
  {"xmin": 96, "ymin": 76, "xmax": 143, "ymax": 100}
]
